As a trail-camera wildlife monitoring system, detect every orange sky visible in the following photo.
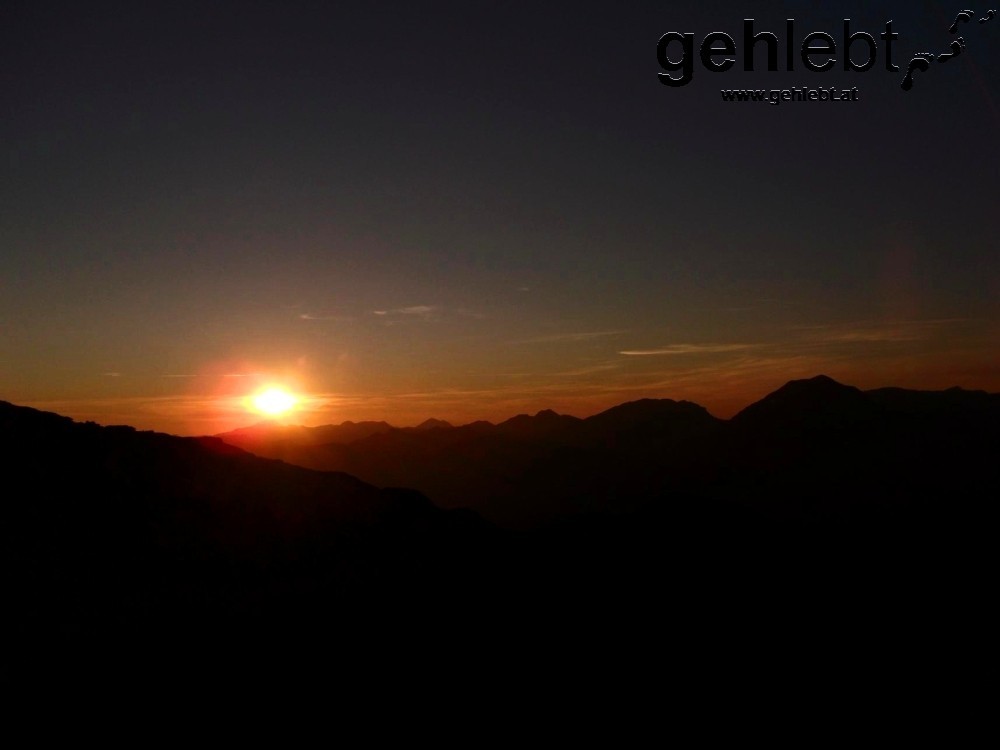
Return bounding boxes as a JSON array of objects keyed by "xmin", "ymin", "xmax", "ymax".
[
  {"xmin": 17, "ymin": 319, "xmax": 999, "ymax": 435},
  {"xmin": 4, "ymin": 3, "xmax": 999, "ymax": 437}
]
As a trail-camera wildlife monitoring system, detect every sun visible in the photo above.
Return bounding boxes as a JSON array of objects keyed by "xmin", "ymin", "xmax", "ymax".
[{"xmin": 250, "ymin": 387, "xmax": 298, "ymax": 417}]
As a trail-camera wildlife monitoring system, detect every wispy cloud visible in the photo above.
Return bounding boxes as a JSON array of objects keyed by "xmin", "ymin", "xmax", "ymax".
[
  {"xmin": 374, "ymin": 305, "xmax": 436, "ymax": 317},
  {"xmin": 553, "ymin": 363, "xmax": 622, "ymax": 377},
  {"xmin": 367, "ymin": 305, "xmax": 487, "ymax": 323},
  {"xmin": 299, "ymin": 313, "xmax": 354, "ymax": 321},
  {"xmin": 619, "ymin": 344, "xmax": 757, "ymax": 356},
  {"xmin": 514, "ymin": 330, "xmax": 626, "ymax": 345},
  {"xmin": 103, "ymin": 372, "xmax": 122, "ymax": 378},
  {"xmin": 792, "ymin": 319, "xmax": 972, "ymax": 345}
]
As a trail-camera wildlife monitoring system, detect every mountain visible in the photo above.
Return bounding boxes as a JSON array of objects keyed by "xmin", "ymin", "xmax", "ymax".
[
  {"xmin": 5, "ymin": 376, "xmax": 996, "ymax": 647},
  {"xmin": 218, "ymin": 419, "xmax": 393, "ymax": 447},
  {"xmin": 0, "ymin": 397, "xmax": 790, "ymax": 646},
  {"xmin": 731, "ymin": 374, "xmax": 875, "ymax": 430},
  {"xmin": 214, "ymin": 376, "xmax": 999, "ymax": 530},
  {"xmin": 411, "ymin": 418, "xmax": 453, "ymax": 431},
  {"xmin": 584, "ymin": 397, "xmax": 715, "ymax": 433},
  {"xmin": 1, "ymin": 400, "xmax": 498, "ymax": 642},
  {"xmin": 295, "ymin": 400, "xmax": 724, "ymax": 527}
]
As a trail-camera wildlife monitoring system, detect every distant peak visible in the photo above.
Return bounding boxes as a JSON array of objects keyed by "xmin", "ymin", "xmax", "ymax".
[
  {"xmin": 792, "ymin": 374, "xmax": 843, "ymax": 387},
  {"xmin": 768, "ymin": 375, "xmax": 860, "ymax": 397},
  {"xmin": 497, "ymin": 409, "xmax": 577, "ymax": 432},
  {"xmin": 584, "ymin": 398, "xmax": 718, "ymax": 429},
  {"xmin": 733, "ymin": 374, "xmax": 870, "ymax": 425},
  {"xmin": 414, "ymin": 418, "xmax": 453, "ymax": 430}
]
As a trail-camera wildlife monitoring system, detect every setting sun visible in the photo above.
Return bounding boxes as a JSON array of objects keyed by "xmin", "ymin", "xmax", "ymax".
[{"xmin": 251, "ymin": 387, "xmax": 298, "ymax": 417}]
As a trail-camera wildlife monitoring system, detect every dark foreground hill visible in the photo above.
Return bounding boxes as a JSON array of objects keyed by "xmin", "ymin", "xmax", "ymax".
[
  {"xmin": 5, "ymin": 376, "xmax": 997, "ymax": 650},
  {"xmin": 1, "ymin": 401, "xmax": 503, "ymax": 642}
]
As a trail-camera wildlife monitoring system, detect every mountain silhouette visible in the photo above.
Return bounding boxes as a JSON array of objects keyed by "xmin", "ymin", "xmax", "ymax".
[
  {"xmin": 6, "ymin": 375, "xmax": 996, "ymax": 646},
  {"xmin": 1, "ymin": 400, "xmax": 498, "ymax": 643},
  {"xmin": 220, "ymin": 418, "xmax": 393, "ymax": 447},
  {"xmin": 412, "ymin": 418, "xmax": 454, "ymax": 431},
  {"xmin": 584, "ymin": 397, "xmax": 716, "ymax": 432},
  {"xmin": 216, "ymin": 376, "xmax": 998, "ymax": 531},
  {"xmin": 731, "ymin": 374, "xmax": 874, "ymax": 430},
  {"xmin": 218, "ymin": 398, "xmax": 725, "ymax": 527}
]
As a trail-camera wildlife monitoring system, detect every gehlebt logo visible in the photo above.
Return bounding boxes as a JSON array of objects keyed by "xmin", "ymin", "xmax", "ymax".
[{"xmin": 657, "ymin": 8, "xmax": 997, "ymax": 95}]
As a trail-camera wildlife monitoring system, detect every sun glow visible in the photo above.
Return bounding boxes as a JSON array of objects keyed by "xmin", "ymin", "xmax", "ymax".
[{"xmin": 250, "ymin": 387, "xmax": 298, "ymax": 417}]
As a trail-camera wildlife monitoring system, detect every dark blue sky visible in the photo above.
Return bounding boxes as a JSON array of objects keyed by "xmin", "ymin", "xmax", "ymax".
[{"xmin": 2, "ymin": 0, "xmax": 997, "ymax": 433}]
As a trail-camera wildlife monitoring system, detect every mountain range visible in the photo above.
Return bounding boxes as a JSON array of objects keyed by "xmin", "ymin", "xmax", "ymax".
[
  {"xmin": 216, "ymin": 375, "xmax": 1000, "ymax": 529},
  {"xmin": 4, "ymin": 374, "xmax": 996, "ymax": 645}
]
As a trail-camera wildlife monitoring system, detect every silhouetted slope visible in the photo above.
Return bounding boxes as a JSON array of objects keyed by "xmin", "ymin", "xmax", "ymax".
[
  {"xmin": 1, "ymin": 401, "xmax": 498, "ymax": 639},
  {"xmin": 731, "ymin": 374, "xmax": 875, "ymax": 430},
  {"xmin": 5, "ymin": 376, "xmax": 996, "ymax": 650},
  {"xmin": 217, "ymin": 419, "xmax": 392, "ymax": 453},
  {"xmin": 866, "ymin": 385, "xmax": 1000, "ymax": 418},
  {"xmin": 213, "ymin": 377, "xmax": 998, "ymax": 535},
  {"xmin": 315, "ymin": 401, "xmax": 726, "ymax": 527},
  {"xmin": 412, "ymin": 418, "xmax": 453, "ymax": 431},
  {"xmin": 496, "ymin": 409, "xmax": 583, "ymax": 441},
  {"xmin": 715, "ymin": 376, "xmax": 1000, "ymax": 525},
  {"xmin": 585, "ymin": 398, "xmax": 717, "ymax": 432}
]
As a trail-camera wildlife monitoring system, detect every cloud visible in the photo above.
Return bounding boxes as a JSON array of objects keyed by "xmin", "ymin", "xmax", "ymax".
[
  {"xmin": 792, "ymin": 318, "xmax": 972, "ymax": 345},
  {"xmin": 619, "ymin": 344, "xmax": 757, "ymax": 356},
  {"xmin": 514, "ymin": 330, "xmax": 627, "ymax": 344},
  {"xmin": 553, "ymin": 363, "xmax": 622, "ymax": 377},
  {"xmin": 104, "ymin": 372, "xmax": 122, "ymax": 378},
  {"xmin": 299, "ymin": 313, "xmax": 353, "ymax": 321},
  {"xmin": 374, "ymin": 305, "xmax": 436, "ymax": 317},
  {"xmin": 371, "ymin": 305, "xmax": 439, "ymax": 325}
]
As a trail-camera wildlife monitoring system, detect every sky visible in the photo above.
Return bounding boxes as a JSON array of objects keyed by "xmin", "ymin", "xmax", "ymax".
[{"xmin": 2, "ymin": 0, "xmax": 998, "ymax": 434}]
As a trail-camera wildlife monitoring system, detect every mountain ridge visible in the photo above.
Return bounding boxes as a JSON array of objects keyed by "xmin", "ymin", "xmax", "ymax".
[
  {"xmin": 207, "ymin": 375, "xmax": 998, "ymax": 528},
  {"xmin": 4, "ymin": 375, "xmax": 996, "ymax": 642},
  {"xmin": 214, "ymin": 375, "xmax": 999, "ymax": 442}
]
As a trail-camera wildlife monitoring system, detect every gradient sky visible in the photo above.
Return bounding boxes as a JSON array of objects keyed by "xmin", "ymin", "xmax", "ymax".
[{"xmin": 3, "ymin": 0, "xmax": 998, "ymax": 434}]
